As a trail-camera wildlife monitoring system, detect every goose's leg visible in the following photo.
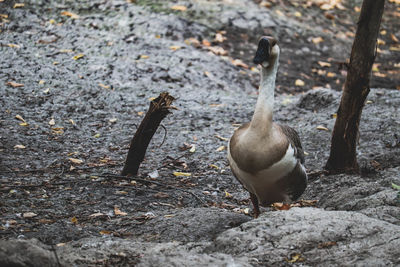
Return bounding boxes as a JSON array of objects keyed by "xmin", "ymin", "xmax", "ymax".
[{"xmin": 249, "ymin": 192, "xmax": 260, "ymax": 218}]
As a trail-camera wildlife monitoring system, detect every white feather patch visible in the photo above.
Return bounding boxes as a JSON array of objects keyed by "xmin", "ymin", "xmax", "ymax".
[{"xmin": 228, "ymin": 143, "xmax": 297, "ymax": 203}]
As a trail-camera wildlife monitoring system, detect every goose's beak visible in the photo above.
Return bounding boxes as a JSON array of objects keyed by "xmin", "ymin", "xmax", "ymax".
[{"xmin": 253, "ymin": 36, "xmax": 277, "ymax": 65}]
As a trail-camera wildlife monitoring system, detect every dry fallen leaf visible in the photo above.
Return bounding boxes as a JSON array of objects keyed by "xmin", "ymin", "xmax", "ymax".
[
  {"xmin": 214, "ymin": 32, "xmax": 226, "ymax": 43},
  {"xmin": 7, "ymin": 43, "xmax": 20, "ymax": 48},
  {"xmin": 140, "ymin": 54, "xmax": 149, "ymax": 59},
  {"xmin": 207, "ymin": 46, "xmax": 228, "ymax": 56},
  {"xmin": 215, "ymin": 135, "xmax": 229, "ymax": 141},
  {"xmin": 173, "ymin": 171, "xmax": 191, "ymax": 177},
  {"xmin": 169, "ymin": 45, "xmax": 181, "ymax": 51},
  {"xmin": 153, "ymin": 192, "xmax": 170, "ymax": 199},
  {"xmin": 318, "ymin": 241, "xmax": 338, "ymax": 249},
  {"xmin": 316, "ymin": 125, "xmax": 329, "ymax": 131},
  {"xmin": 7, "ymin": 81, "xmax": 24, "ymax": 87},
  {"xmin": 60, "ymin": 11, "xmax": 80, "ymax": 19},
  {"xmin": 326, "ymin": 72, "xmax": 336, "ymax": 78},
  {"xmin": 202, "ymin": 39, "xmax": 211, "ymax": 47},
  {"xmin": 89, "ymin": 212, "xmax": 105, "ymax": 218},
  {"xmin": 114, "ymin": 206, "xmax": 128, "ymax": 216},
  {"xmin": 311, "ymin": 36, "xmax": 324, "ymax": 44},
  {"xmin": 295, "ymin": 79, "xmax": 305, "ymax": 86},
  {"xmin": 68, "ymin": 158, "xmax": 83, "ymax": 164},
  {"xmin": 13, "ymin": 3, "xmax": 25, "ymax": 8},
  {"xmin": 391, "ymin": 34, "xmax": 399, "ymax": 43},
  {"xmin": 15, "ymin": 114, "xmax": 26, "ymax": 122},
  {"xmin": 14, "ymin": 144, "xmax": 26, "ymax": 149},
  {"xmin": 272, "ymin": 202, "xmax": 291, "ymax": 210},
  {"xmin": 170, "ymin": 5, "xmax": 187, "ymax": 11},
  {"xmin": 224, "ymin": 190, "xmax": 232, "ymax": 198},
  {"xmin": 318, "ymin": 61, "xmax": 331, "ymax": 67},
  {"xmin": 231, "ymin": 59, "xmax": 249, "ymax": 69},
  {"xmin": 99, "ymin": 230, "xmax": 111, "ymax": 235},
  {"xmin": 98, "ymin": 83, "xmax": 110, "ymax": 89},
  {"xmin": 184, "ymin": 37, "xmax": 201, "ymax": 47},
  {"xmin": 73, "ymin": 54, "xmax": 85, "ymax": 60},
  {"xmin": 216, "ymin": 146, "xmax": 226, "ymax": 152},
  {"xmin": 23, "ymin": 212, "xmax": 37, "ymax": 218},
  {"xmin": 210, "ymin": 164, "xmax": 219, "ymax": 170},
  {"xmin": 377, "ymin": 39, "xmax": 386, "ymax": 45},
  {"xmin": 286, "ymin": 253, "xmax": 305, "ymax": 263}
]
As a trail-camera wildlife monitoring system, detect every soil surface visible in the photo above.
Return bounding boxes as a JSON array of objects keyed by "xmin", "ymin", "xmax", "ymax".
[{"xmin": 1, "ymin": 0, "xmax": 399, "ymax": 266}]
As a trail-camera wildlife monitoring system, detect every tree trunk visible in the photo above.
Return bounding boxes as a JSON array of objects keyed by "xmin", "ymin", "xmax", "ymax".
[
  {"xmin": 325, "ymin": 0, "xmax": 385, "ymax": 174},
  {"xmin": 121, "ymin": 92, "xmax": 175, "ymax": 176}
]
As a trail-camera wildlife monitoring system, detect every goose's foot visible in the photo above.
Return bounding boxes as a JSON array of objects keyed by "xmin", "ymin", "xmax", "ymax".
[{"xmin": 249, "ymin": 192, "xmax": 260, "ymax": 218}]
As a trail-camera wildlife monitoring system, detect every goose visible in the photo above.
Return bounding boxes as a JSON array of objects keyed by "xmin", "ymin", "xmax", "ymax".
[{"xmin": 227, "ymin": 36, "xmax": 307, "ymax": 218}]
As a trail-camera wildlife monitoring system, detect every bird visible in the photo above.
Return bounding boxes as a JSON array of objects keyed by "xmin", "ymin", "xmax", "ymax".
[{"xmin": 227, "ymin": 36, "xmax": 307, "ymax": 218}]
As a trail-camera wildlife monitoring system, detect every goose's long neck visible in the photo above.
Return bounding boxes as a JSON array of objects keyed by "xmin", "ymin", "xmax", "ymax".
[{"xmin": 250, "ymin": 58, "xmax": 279, "ymax": 133}]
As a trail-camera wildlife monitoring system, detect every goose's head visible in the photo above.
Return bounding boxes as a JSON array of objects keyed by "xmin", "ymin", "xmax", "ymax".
[{"xmin": 253, "ymin": 36, "xmax": 279, "ymax": 68}]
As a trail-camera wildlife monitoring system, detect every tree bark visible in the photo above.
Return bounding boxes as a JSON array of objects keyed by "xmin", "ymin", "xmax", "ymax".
[
  {"xmin": 121, "ymin": 92, "xmax": 175, "ymax": 176},
  {"xmin": 325, "ymin": 0, "xmax": 385, "ymax": 174}
]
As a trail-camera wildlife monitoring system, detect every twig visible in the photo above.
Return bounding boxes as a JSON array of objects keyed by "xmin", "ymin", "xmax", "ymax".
[
  {"xmin": 157, "ymin": 124, "xmax": 168, "ymax": 148},
  {"xmin": 99, "ymin": 173, "xmax": 205, "ymax": 204},
  {"xmin": 51, "ymin": 244, "xmax": 61, "ymax": 267}
]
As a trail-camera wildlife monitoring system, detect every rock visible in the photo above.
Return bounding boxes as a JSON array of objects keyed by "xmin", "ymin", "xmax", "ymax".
[
  {"xmin": 208, "ymin": 207, "xmax": 400, "ymax": 266},
  {"xmin": 132, "ymin": 207, "xmax": 251, "ymax": 242},
  {"xmin": 0, "ymin": 239, "xmax": 60, "ymax": 267},
  {"xmin": 5, "ymin": 208, "xmax": 399, "ymax": 266},
  {"xmin": 297, "ymin": 88, "xmax": 340, "ymax": 111}
]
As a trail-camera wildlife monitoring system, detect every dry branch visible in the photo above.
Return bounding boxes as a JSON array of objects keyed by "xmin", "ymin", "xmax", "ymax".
[{"xmin": 121, "ymin": 92, "xmax": 175, "ymax": 176}]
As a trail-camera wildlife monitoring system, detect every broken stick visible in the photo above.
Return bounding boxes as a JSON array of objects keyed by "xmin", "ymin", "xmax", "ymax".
[{"xmin": 121, "ymin": 92, "xmax": 175, "ymax": 176}]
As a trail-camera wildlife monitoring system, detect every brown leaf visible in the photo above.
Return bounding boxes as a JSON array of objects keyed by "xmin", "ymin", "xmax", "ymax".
[
  {"xmin": 207, "ymin": 46, "xmax": 228, "ymax": 56},
  {"xmin": 7, "ymin": 81, "xmax": 24, "ymax": 87},
  {"xmin": 13, "ymin": 3, "xmax": 25, "ymax": 8},
  {"xmin": 214, "ymin": 33, "xmax": 226, "ymax": 43},
  {"xmin": 60, "ymin": 11, "xmax": 80, "ymax": 19},
  {"xmin": 316, "ymin": 125, "xmax": 329, "ymax": 131},
  {"xmin": 286, "ymin": 253, "xmax": 305, "ymax": 263},
  {"xmin": 311, "ymin": 37, "xmax": 324, "ymax": 44},
  {"xmin": 98, "ymin": 83, "xmax": 110, "ymax": 89},
  {"xmin": 295, "ymin": 79, "xmax": 305, "ymax": 86},
  {"xmin": 7, "ymin": 43, "xmax": 20, "ymax": 48},
  {"xmin": 318, "ymin": 241, "xmax": 338, "ymax": 249},
  {"xmin": 170, "ymin": 5, "xmax": 187, "ymax": 11},
  {"xmin": 70, "ymin": 216, "xmax": 78, "ymax": 224},
  {"xmin": 202, "ymin": 39, "xmax": 211, "ymax": 47},
  {"xmin": 99, "ymin": 230, "xmax": 112, "ymax": 235},
  {"xmin": 68, "ymin": 158, "xmax": 83, "ymax": 164},
  {"xmin": 153, "ymin": 192, "xmax": 170, "ymax": 199},
  {"xmin": 318, "ymin": 61, "xmax": 331, "ymax": 67},
  {"xmin": 231, "ymin": 59, "xmax": 249, "ymax": 69},
  {"xmin": 216, "ymin": 146, "xmax": 226, "ymax": 152},
  {"xmin": 391, "ymin": 34, "xmax": 399, "ymax": 43},
  {"xmin": 272, "ymin": 202, "xmax": 291, "ymax": 210},
  {"xmin": 114, "ymin": 206, "xmax": 128, "ymax": 216},
  {"xmin": 23, "ymin": 212, "xmax": 37, "ymax": 218}
]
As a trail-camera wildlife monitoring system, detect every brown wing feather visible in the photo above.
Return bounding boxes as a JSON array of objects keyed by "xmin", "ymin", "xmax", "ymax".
[{"xmin": 277, "ymin": 124, "xmax": 305, "ymax": 164}]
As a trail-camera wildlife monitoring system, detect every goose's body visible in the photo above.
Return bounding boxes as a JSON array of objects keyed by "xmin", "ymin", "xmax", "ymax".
[{"xmin": 228, "ymin": 37, "xmax": 307, "ymax": 217}]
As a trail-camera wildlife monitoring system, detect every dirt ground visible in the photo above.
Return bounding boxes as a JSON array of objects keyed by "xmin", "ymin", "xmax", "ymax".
[{"xmin": 0, "ymin": 0, "xmax": 399, "ymax": 265}]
